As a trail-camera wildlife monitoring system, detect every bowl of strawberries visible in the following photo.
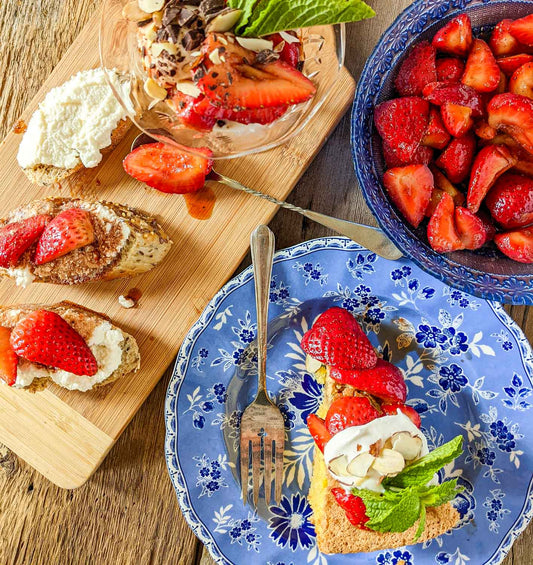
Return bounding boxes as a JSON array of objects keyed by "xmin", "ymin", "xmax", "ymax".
[{"xmin": 352, "ymin": 0, "xmax": 533, "ymax": 304}]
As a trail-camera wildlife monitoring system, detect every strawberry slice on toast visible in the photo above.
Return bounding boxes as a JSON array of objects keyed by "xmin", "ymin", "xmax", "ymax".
[
  {"xmin": 0, "ymin": 214, "xmax": 50, "ymax": 268},
  {"xmin": 0, "ymin": 327, "xmax": 17, "ymax": 386},
  {"xmin": 325, "ymin": 396, "xmax": 380, "ymax": 435},
  {"xmin": 307, "ymin": 414, "xmax": 331, "ymax": 453}
]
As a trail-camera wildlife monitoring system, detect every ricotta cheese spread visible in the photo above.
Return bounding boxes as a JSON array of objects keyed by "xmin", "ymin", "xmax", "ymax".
[
  {"xmin": 7, "ymin": 265, "xmax": 36, "ymax": 288},
  {"xmin": 17, "ymin": 68, "xmax": 130, "ymax": 170}
]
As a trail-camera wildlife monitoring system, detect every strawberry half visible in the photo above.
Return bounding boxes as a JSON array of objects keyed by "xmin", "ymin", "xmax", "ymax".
[
  {"xmin": 325, "ymin": 396, "xmax": 380, "ymax": 435},
  {"xmin": 268, "ymin": 33, "xmax": 301, "ymax": 68},
  {"xmin": 0, "ymin": 214, "xmax": 50, "ymax": 268},
  {"xmin": 383, "ymin": 142, "xmax": 433, "ymax": 168},
  {"xmin": 510, "ymin": 14, "xmax": 533, "ymax": 48},
  {"xmin": 11, "ymin": 310, "xmax": 98, "ymax": 376},
  {"xmin": 435, "ymin": 131, "xmax": 477, "ymax": 184},
  {"xmin": 509, "ymin": 62, "xmax": 533, "ymax": 99},
  {"xmin": 34, "ymin": 209, "xmax": 95, "ymax": 266},
  {"xmin": 467, "ymin": 145, "xmax": 517, "ymax": 213},
  {"xmin": 436, "ymin": 57, "xmax": 465, "ymax": 83},
  {"xmin": 486, "ymin": 172, "xmax": 533, "ymax": 229},
  {"xmin": 488, "ymin": 93, "xmax": 533, "ymax": 154},
  {"xmin": 427, "ymin": 192, "xmax": 463, "ymax": 253},
  {"xmin": 423, "ymin": 82, "xmax": 485, "ymax": 118},
  {"xmin": 422, "ymin": 106, "xmax": 451, "ymax": 150},
  {"xmin": 329, "ymin": 359, "xmax": 407, "ymax": 404},
  {"xmin": 490, "ymin": 19, "xmax": 524, "ymax": 57},
  {"xmin": 381, "ymin": 404, "xmax": 422, "ymax": 428},
  {"xmin": 455, "ymin": 207, "xmax": 494, "ymax": 250},
  {"xmin": 300, "ymin": 307, "xmax": 377, "ymax": 370},
  {"xmin": 123, "ymin": 142, "xmax": 213, "ymax": 194},
  {"xmin": 0, "ymin": 327, "xmax": 17, "ymax": 386},
  {"xmin": 307, "ymin": 414, "xmax": 331, "ymax": 452},
  {"xmin": 432, "ymin": 14, "xmax": 473, "ymax": 57},
  {"xmin": 462, "ymin": 39, "xmax": 501, "ymax": 93},
  {"xmin": 441, "ymin": 103, "xmax": 474, "ymax": 137},
  {"xmin": 331, "ymin": 488, "xmax": 369, "ymax": 528},
  {"xmin": 382, "ymin": 164, "xmax": 434, "ymax": 228},
  {"xmin": 394, "ymin": 40, "xmax": 437, "ymax": 96},
  {"xmin": 498, "ymin": 54, "xmax": 533, "ymax": 76},
  {"xmin": 494, "ymin": 227, "xmax": 533, "ymax": 263}
]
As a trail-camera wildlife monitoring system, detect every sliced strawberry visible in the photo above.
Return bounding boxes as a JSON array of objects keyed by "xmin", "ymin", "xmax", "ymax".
[
  {"xmin": 486, "ymin": 172, "xmax": 533, "ymax": 229},
  {"xmin": 268, "ymin": 32, "xmax": 301, "ymax": 67},
  {"xmin": 467, "ymin": 145, "xmax": 517, "ymax": 212},
  {"xmin": 170, "ymin": 91, "xmax": 219, "ymax": 131},
  {"xmin": 331, "ymin": 488, "xmax": 369, "ymax": 528},
  {"xmin": 435, "ymin": 131, "xmax": 477, "ymax": 184},
  {"xmin": 432, "ymin": 14, "xmax": 473, "ymax": 57},
  {"xmin": 300, "ymin": 307, "xmax": 377, "ymax": 370},
  {"xmin": 475, "ymin": 120, "xmax": 498, "ymax": 140},
  {"xmin": 123, "ymin": 142, "xmax": 213, "ymax": 194},
  {"xmin": 436, "ymin": 57, "xmax": 465, "ymax": 83},
  {"xmin": 494, "ymin": 227, "xmax": 533, "ymax": 262},
  {"xmin": 0, "ymin": 327, "xmax": 17, "ymax": 386},
  {"xmin": 427, "ymin": 164, "xmax": 466, "ymax": 211},
  {"xmin": 33, "ymin": 209, "xmax": 94, "ymax": 265},
  {"xmin": 325, "ymin": 396, "xmax": 380, "ymax": 435},
  {"xmin": 0, "ymin": 215, "xmax": 50, "ymax": 268},
  {"xmin": 423, "ymin": 82, "xmax": 485, "ymax": 118},
  {"xmin": 374, "ymin": 97, "xmax": 429, "ymax": 162},
  {"xmin": 490, "ymin": 19, "xmax": 524, "ymax": 57},
  {"xmin": 441, "ymin": 103, "xmax": 474, "ymax": 137},
  {"xmin": 381, "ymin": 404, "xmax": 422, "ymax": 428},
  {"xmin": 455, "ymin": 207, "xmax": 494, "ymax": 250},
  {"xmin": 427, "ymin": 192, "xmax": 463, "ymax": 253},
  {"xmin": 394, "ymin": 40, "xmax": 437, "ymax": 96},
  {"xmin": 307, "ymin": 414, "xmax": 331, "ymax": 452},
  {"xmin": 383, "ymin": 141, "xmax": 433, "ymax": 168},
  {"xmin": 510, "ymin": 14, "xmax": 533, "ymax": 47},
  {"xmin": 329, "ymin": 359, "xmax": 407, "ymax": 404},
  {"xmin": 422, "ymin": 106, "xmax": 451, "ymax": 150},
  {"xmin": 198, "ymin": 60, "xmax": 316, "ymax": 110},
  {"xmin": 461, "ymin": 39, "xmax": 500, "ymax": 93},
  {"xmin": 497, "ymin": 71, "xmax": 508, "ymax": 95},
  {"xmin": 383, "ymin": 164, "xmax": 434, "ymax": 228},
  {"xmin": 488, "ymin": 93, "xmax": 533, "ymax": 154},
  {"xmin": 11, "ymin": 310, "xmax": 98, "ymax": 376},
  {"xmin": 509, "ymin": 62, "xmax": 533, "ymax": 99},
  {"xmin": 514, "ymin": 159, "xmax": 533, "ymax": 176},
  {"xmin": 498, "ymin": 54, "xmax": 533, "ymax": 76},
  {"xmin": 425, "ymin": 188, "xmax": 447, "ymax": 218},
  {"xmin": 218, "ymin": 105, "xmax": 288, "ymax": 125}
]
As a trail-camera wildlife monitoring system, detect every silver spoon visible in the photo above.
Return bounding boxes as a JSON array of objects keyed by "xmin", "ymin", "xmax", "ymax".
[{"xmin": 131, "ymin": 134, "xmax": 403, "ymax": 260}]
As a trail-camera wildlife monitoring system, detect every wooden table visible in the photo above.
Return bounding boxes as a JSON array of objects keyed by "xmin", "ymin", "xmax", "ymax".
[{"xmin": 0, "ymin": 1, "xmax": 531, "ymax": 563}]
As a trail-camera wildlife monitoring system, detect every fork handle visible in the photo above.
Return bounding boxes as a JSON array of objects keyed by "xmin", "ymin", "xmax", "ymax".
[{"xmin": 251, "ymin": 225, "xmax": 275, "ymax": 400}]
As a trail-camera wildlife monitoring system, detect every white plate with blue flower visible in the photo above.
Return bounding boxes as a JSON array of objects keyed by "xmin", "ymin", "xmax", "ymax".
[{"xmin": 165, "ymin": 237, "xmax": 533, "ymax": 565}]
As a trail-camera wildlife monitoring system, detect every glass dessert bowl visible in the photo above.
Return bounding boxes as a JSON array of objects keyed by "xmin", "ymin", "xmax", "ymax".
[{"xmin": 99, "ymin": 0, "xmax": 345, "ymax": 159}]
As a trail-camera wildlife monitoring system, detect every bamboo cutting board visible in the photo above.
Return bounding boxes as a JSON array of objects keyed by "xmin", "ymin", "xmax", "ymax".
[{"xmin": 0, "ymin": 10, "xmax": 355, "ymax": 489}]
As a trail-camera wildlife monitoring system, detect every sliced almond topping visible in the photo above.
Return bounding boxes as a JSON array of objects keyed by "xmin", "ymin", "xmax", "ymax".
[
  {"xmin": 346, "ymin": 452, "xmax": 375, "ymax": 477},
  {"xmin": 206, "ymin": 9, "xmax": 243, "ymax": 33},
  {"xmin": 236, "ymin": 36, "xmax": 274, "ymax": 52},
  {"xmin": 152, "ymin": 9, "xmax": 163, "ymax": 27},
  {"xmin": 328, "ymin": 455, "xmax": 350, "ymax": 477},
  {"xmin": 143, "ymin": 22, "xmax": 158, "ymax": 43},
  {"xmin": 122, "ymin": 2, "xmax": 151, "ymax": 22},
  {"xmin": 279, "ymin": 30, "xmax": 300, "ymax": 44},
  {"xmin": 208, "ymin": 48, "xmax": 222, "ymax": 65},
  {"xmin": 138, "ymin": 0, "xmax": 164, "ymax": 14},
  {"xmin": 391, "ymin": 432, "xmax": 423, "ymax": 461},
  {"xmin": 273, "ymin": 40, "xmax": 286, "ymax": 53},
  {"xmin": 372, "ymin": 448, "xmax": 405, "ymax": 476},
  {"xmin": 151, "ymin": 42, "xmax": 178, "ymax": 57},
  {"xmin": 144, "ymin": 78, "xmax": 168, "ymax": 100},
  {"xmin": 175, "ymin": 81, "xmax": 202, "ymax": 98},
  {"xmin": 305, "ymin": 354, "xmax": 322, "ymax": 374}
]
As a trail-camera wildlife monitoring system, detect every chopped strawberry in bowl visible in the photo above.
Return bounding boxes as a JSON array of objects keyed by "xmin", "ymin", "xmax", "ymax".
[{"xmin": 352, "ymin": 1, "xmax": 533, "ymax": 304}]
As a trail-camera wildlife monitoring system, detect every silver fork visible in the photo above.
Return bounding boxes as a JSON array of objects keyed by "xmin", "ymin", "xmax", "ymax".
[{"xmin": 240, "ymin": 225, "xmax": 285, "ymax": 506}]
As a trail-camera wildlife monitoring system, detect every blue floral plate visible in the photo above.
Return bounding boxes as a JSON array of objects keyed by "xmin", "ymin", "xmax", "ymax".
[{"xmin": 165, "ymin": 237, "xmax": 533, "ymax": 565}]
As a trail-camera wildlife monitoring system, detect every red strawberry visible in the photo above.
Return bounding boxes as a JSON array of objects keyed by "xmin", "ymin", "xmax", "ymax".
[
  {"xmin": 423, "ymin": 82, "xmax": 485, "ymax": 118},
  {"xmin": 509, "ymin": 62, "xmax": 533, "ymax": 100},
  {"xmin": 325, "ymin": 396, "xmax": 380, "ymax": 435},
  {"xmin": 383, "ymin": 142, "xmax": 433, "ymax": 168},
  {"xmin": 123, "ymin": 142, "xmax": 213, "ymax": 194},
  {"xmin": 427, "ymin": 192, "xmax": 463, "ymax": 253},
  {"xmin": 432, "ymin": 14, "xmax": 473, "ymax": 57},
  {"xmin": 498, "ymin": 54, "xmax": 533, "ymax": 76},
  {"xmin": 374, "ymin": 97, "xmax": 429, "ymax": 163},
  {"xmin": 441, "ymin": 103, "xmax": 474, "ymax": 137},
  {"xmin": 0, "ymin": 215, "xmax": 50, "ymax": 268},
  {"xmin": 467, "ymin": 145, "xmax": 517, "ymax": 212},
  {"xmin": 381, "ymin": 404, "xmax": 422, "ymax": 428},
  {"xmin": 425, "ymin": 165, "xmax": 465, "ymax": 216},
  {"xmin": 475, "ymin": 121, "xmax": 497, "ymax": 140},
  {"xmin": 268, "ymin": 33, "xmax": 301, "ymax": 67},
  {"xmin": 485, "ymin": 172, "xmax": 533, "ymax": 229},
  {"xmin": 34, "ymin": 209, "xmax": 94, "ymax": 265},
  {"xmin": 437, "ymin": 57, "xmax": 465, "ymax": 83},
  {"xmin": 462, "ymin": 39, "xmax": 501, "ymax": 93},
  {"xmin": 170, "ymin": 92, "xmax": 219, "ymax": 131},
  {"xmin": 494, "ymin": 227, "xmax": 533, "ymax": 263},
  {"xmin": 198, "ymin": 60, "xmax": 316, "ymax": 109},
  {"xmin": 382, "ymin": 164, "xmax": 434, "ymax": 228},
  {"xmin": 300, "ymin": 307, "xmax": 377, "ymax": 370},
  {"xmin": 436, "ymin": 131, "xmax": 477, "ymax": 184},
  {"xmin": 510, "ymin": 14, "xmax": 533, "ymax": 47},
  {"xmin": 219, "ymin": 105, "xmax": 288, "ymax": 125},
  {"xmin": 455, "ymin": 207, "xmax": 494, "ymax": 250},
  {"xmin": 0, "ymin": 327, "xmax": 17, "ymax": 386},
  {"xmin": 307, "ymin": 414, "xmax": 331, "ymax": 452},
  {"xmin": 10, "ymin": 310, "xmax": 98, "ymax": 376},
  {"xmin": 331, "ymin": 488, "xmax": 369, "ymax": 528},
  {"xmin": 488, "ymin": 93, "xmax": 533, "ymax": 154},
  {"xmin": 329, "ymin": 359, "xmax": 407, "ymax": 404},
  {"xmin": 394, "ymin": 40, "xmax": 437, "ymax": 96},
  {"xmin": 422, "ymin": 106, "xmax": 451, "ymax": 150},
  {"xmin": 513, "ymin": 158, "xmax": 533, "ymax": 176},
  {"xmin": 490, "ymin": 19, "xmax": 524, "ymax": 56}
]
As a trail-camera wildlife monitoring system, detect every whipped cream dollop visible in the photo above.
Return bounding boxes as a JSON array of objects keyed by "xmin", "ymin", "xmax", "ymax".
[
  {"xmin": 324, "ymin": 412, "xmax": 429, "ymax": 493},
  {"xmin": 17, "ymin": 68, "xmax": 130, "ymax": 170}
]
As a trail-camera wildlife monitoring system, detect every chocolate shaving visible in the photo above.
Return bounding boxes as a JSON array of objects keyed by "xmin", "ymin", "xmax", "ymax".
[
  {"xmin": 182, "ymin": 29, "xmax": 204, "ymax": 51},
  {"xmin": 156, "ymin": 27, "xmax": 170, "ymax": 41},
  {"xmin": 193, "ymin": 67, "xmax": 206, "ymax": 81},
  {"xmin": 163, "ymin": 5, "xmax": 182, "ymax": 26},
  {"xmin": 178, "ymin": 7, "xmax": 197, "ymax": 26},
  {"xmin": 167, "ymin": 24, "xmax": 181, "ymax": 43},
  {"xmin": 255, "ymin": 49, "xmax": 279, "ymax": 65},
  {"xmin": 199, "ymin": 0, "xmax": 225, "ymax": 18}
]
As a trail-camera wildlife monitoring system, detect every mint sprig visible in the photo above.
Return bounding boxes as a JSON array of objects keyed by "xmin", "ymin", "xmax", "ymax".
[{"xmin": 227, "ymin": 0, "xmax": 375, "ymax": 38}]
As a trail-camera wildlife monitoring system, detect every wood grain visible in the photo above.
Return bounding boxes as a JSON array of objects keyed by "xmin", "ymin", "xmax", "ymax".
[{"xmin": 0, "ymin": 0, "xmax": 531, "ymax": 564}]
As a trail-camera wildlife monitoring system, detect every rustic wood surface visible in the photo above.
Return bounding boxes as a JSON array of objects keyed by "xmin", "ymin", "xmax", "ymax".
[{"xmin": 0, "ymin": 0, "xmax": 530, "ymax": 564}]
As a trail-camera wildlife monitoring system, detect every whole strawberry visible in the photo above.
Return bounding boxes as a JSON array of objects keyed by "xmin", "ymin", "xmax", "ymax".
[
  {"xmin": 301, "ymin": 307, "xmax": 377, "ymax": 370},
  {"xmin": 10, "ymin": 310, "xmax": 98, "ymax": 376}
]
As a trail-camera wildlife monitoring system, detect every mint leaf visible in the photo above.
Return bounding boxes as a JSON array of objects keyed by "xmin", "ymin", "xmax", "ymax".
[
  {"xmin": 414, "ymin": 505, "xmax": 426, "ymax": 542},
  {"xmin": 230, "ymin": 0, "xmax": 375, "ymax": 37},
  {"xmin": 419, "ymin": 479, "xmax": 463, "ymax": 507},
  {"xmin": 384, "ymin": 436, "xmax": 464, "ymax": 489}
]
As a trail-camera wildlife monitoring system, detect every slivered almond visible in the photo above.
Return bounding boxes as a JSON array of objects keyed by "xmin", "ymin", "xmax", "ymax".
[
  {"xmin": 279, "ymin": 30, "xmax": 300, "ymax": 44},
  {"xmin": 175, "ymin": 81, "xmax": 202, "ymax": 97},
  {"xmin": 372, "ymin": 449, "xmax": 405, "ymax": 476},
  {"xmin": 144, "ymin": 78, "xmax": 168, "ymax": 100},
  {"xmin": 346, "ymin": 452, "xmax": 375, "ymax": 477},
  {"xmin": 391, "ymin": 432, "xmax": 423, "ymax": 461},
  {"xmin": 206, "ymin": 9, "xmax": 242, "ymax": 33},
  {"xmin": 328, "ymin": 455, "xmax": 350, "ymax": 477},
  {"xmin": 151, "ymin": 42, "xmax": 178, "ymax": 57},
  {"xmin": 236, "ymin": 36, "xmax": 274, "ymax": 52},
  {"xmin": 305, "ymin": 354, "xmax": 322, "ymax": 374},
  {"xmin": 138, "ymin": 0, "xmax": 164, "ymax": 13}
]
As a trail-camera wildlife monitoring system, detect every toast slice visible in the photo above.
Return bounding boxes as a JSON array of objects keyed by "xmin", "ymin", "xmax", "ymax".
[
  {"xmin": 0, "ymin": 301, "xmax": 140, "ymax": 392},
  {"xmin": 308, "ymin": 377, "xmax": 460, "ymax": 554},
  {"xmin": 0, "ymin": 197, "xmax": 172, "ymax": 286}
]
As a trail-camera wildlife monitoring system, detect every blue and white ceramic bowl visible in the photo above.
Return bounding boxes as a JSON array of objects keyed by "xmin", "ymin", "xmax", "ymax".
[{"xmin": 351, "ymin": 0, "xmax": 533, "ymax": 305}]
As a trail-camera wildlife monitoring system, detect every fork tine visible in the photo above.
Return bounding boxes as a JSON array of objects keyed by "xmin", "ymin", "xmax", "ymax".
[
  {"xmin": 251, "ymin": 435, "xmax": 262, "ymax": 506},
  {"xmin": 240, "ymin": 438, "xmax": 249, "ymax": 505},
  {"xmin": 274, "ymin": 437, "xmax": 284, "ymax": 504},
  {"xmin": 263, "ymin": 437, "xmax": 272, "ymax": 506}
]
